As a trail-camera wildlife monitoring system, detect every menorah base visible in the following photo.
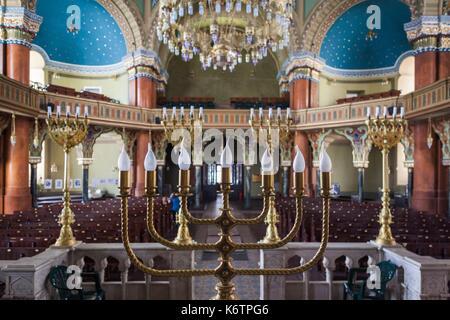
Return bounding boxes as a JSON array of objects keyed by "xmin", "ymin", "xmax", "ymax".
[
  {"xmin": 211, "ymin": 283, "xmax": 239, "ymax": 300},
  {"xmin": 375, "ymin": 236, "xmax": 396, "ymax": 247}
]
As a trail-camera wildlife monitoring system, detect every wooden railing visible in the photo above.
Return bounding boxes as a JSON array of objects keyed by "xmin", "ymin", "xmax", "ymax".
[{"xmin": 0, "ymin": 75, "xmax": 448, "ymax": 131}]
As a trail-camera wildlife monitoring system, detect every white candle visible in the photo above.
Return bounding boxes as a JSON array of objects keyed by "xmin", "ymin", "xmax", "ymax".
[
  {"xmin": 400, "ymin": 107, "xmax": 405, "ymax": 118},
  {"xmin": 180, "ymin": 107, "xmax": 185, "ymax": 117},
  {"xmin": 287, "ymin": 108, "xmax": 292, "ymax": 119},
  {"xmin": 250, "ymin": 108, "xmax": 255, "ymax": 120},
  {"xmin": 277, "ymin": 107, "xmax": 282, "ymax": 119},
  {"xmin": 163, "ymin": 107, "xmax": 168, "ymax": 119},
  {"xmin": 199, "ymin": 107, "xmax": 204, "ymax": 118},
  {"xmin": 392, "ymin": 107, "xmax": 398, "ymax": 118},
  {"xmin": 66, "ymin": 106, "xmax": 71, "ymax": 116},
  {"xmin": 366, "ymin": 107, "xmax": 371, "ymax": 118},
  {"xmin": 84, "ymin": 107, "xmax": 89, "ymax": 117},
  {"xmin": 172, "ymin": 107, "xmax": 177, "ymax": 119},
  {"xmin": 259, "ymin": 107, "xmax": 263, "ymax": 119},
  {"xmin": 56, "ymin": 105, "xmax": 61, "ymax": 117},
  {"xmin": 190, "ymin": 106, "xmax": 195, "ymax": 118},
  {"xmin": 375, "ymin": 107, "xmax": 380, "ymax": 118},
  {"xmin": 268, "ymin": 108, "xmax": 273, "ymax": 119},
  {"xmin": 47, "ymin": 106, "xmax": 52, "ymax": 118},
  {"xmin": 75, "ymin": 106, "xmax": 80, "ymax": 117},
  {"xmin": 383, "ymin": 106, "xmax": 387, "ymax": 118}
]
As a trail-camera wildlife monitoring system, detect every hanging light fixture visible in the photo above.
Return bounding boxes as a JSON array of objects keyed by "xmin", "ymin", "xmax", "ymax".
[
  {"xmin": 427, "ymin": 118, "xmax": 434, "ymax": 149},
  {"xmin": 156, "ymin": 0, "xmax": 293, "ymax": 71}
]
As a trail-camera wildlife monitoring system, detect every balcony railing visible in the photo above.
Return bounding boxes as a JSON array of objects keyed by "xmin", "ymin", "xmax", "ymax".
[
  {"xmin": 0, "ymin": 75, "xmax": 448, "ymax": 131},
  {"xmin": 1, "ymin": 242, "xmax": 449, "ymax": 300}
]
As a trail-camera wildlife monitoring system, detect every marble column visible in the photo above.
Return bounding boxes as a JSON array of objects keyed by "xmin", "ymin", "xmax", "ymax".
[
  {"xmin": 244, "ymin": 166, "xmax": 252, "ymax": 209},
  {"xmin": 29, "ymin": 157, "xmax": 41, "ymax": 209},
  {"xmin": 357, "ymin": 168, "xmax": 364, "ymax": 203},
  {"xmin": 82, "ymin": 166, "xmax": 89, "ymax": 203},
  {"xmin": 413, "ymin": 122, "xmax": 438, "ymax": 213},
  {"xmin": 135, "ymin": 131, "xmax": 150, "ymax": 197},
  {"xmin": 194, "ymin": 166, "xmax": 202, "ymax": 209},
  {"xmin": 315, "ymin": 168, "xmax": 320, "ymax": 198},
  {"xmin": 124, "ymin": 50, "xmax": 162, "ymax": 197},
  {"xmin": 407, "ymin": 168, "xmax": 414, "ymax": 209},
  {"xmin": 284, "ymin": 53, "xmax": 324, "ymax": 197},
  {"xmin": 157, "ymin": 165, "xmax": 165, "ymax": 195},
  {"xmin": 282, "ymin": 166, "xmax": 290, "ymax": 197},
  {"xmin": 1, "ymin": 9, "xmax": 41, "ymax": 213}
]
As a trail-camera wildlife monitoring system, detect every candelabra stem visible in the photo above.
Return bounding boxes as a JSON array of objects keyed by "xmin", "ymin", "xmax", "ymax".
[
  {"xmin": 376, "ymin": 147, "xmax": 396, "ymax": 246},
  {"xmin": 261, "ymin": 175, "xmax": 281, "ymax": 244},
  {"xmin": 174, "ymin": 208, "xmax": 194, "ymax": 245},
  {"xmin": 55, "ymin": 148, "xmax": 77, "ymax": 247},
  {"xmin": 174, "ymin": 170, "xmax": 194, "ymax": 245}
]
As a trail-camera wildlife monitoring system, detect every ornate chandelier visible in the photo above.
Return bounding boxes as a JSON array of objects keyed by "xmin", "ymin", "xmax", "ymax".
[{"xmin": 156, "ymin": 0, "xmax": 293, "ymax": 71}]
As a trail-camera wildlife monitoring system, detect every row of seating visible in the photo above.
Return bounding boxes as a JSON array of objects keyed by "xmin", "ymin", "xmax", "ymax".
[
  {"xmin": 336, "ymin": 89, "xmax": 401, "ymax": 105},
  {"xmin": 276, "ymin": 196, "xmax": 450, "ymax": 259},
  {"xmin": 0, "ymin": 197, "xmax": 175, "ymax": 260}
]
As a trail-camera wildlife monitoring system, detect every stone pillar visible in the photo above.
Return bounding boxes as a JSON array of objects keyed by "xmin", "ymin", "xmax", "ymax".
[
  {"xmin": 135, "ymin": 131, "xmax": 150, "ymax": 197},
  {"xmin": 433, "ymin": 120, "xmax": 450, "ymax": 218},
  {"xmin": 77, "ymin": 159, "xmax": 93, "ymax": 204},
  {"xmin": 157, "ymin": 165, "xmax": 165, "ymax": 195},
  {"xmin": 124, "ymin": 49, "xmax": 165, "ymax": 197},
  {"xmin": 405, "ymin": 16, "xmax": 450, "ymax": 214},
  {"xmin": 194, "ymin": 166, "xmax": 202, "ymax": 209},
  {"xmin": 29, "ymin": 157, "xmax": 41, "ymax": 208},
  {"xmin": 412, "ymin": 122, "xmax": 438, "ymax": 213},
  {"xmin": 244, "ymin": 166, "xmax": 252, "ymax": 209},
  {"xmin": 0, "ymin": 6, "xmax": 42, "ymax": 214},
  {"xmin": 282, "ymin": 166, "xmax": 289, "ymax": 197},
  {"xmin": 401, "ymin": 126, "xmax": 415, "ymax": 208},
  {"xmin": 357, "ymin": 168, "xmax": 364, "ymax": 203},
  {"xmin": 282, "ymin": 53, "xmax": 324, "ymax": 196},
  {"xmin": 407, "ymin": 168, "xmax": 414, "ymax": 209},
  {"xmin": 335, "ymin": 127, "xmax": 372, "ymax": 203},
  {"xmin": 307, "ymin": 130, "xmax": 332, "ymax": 198}
]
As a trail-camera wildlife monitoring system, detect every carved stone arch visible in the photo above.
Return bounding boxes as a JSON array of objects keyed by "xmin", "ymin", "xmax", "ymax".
[
  {"xmin": 298, "ymin": 0, "xmax": 422, "ymax": 55},
  {"xmin": 96, "ymin": 0, "xmax": 145, "ymax": 51}
]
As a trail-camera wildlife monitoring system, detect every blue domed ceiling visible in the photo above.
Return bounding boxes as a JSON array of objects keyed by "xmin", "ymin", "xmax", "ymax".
[
  {"xmin": 34, "ymin": 0, "xmax": 127, "ymax": 66},
  {"xmin": 320, "ymin": 0, "xmax": 412, "ymax": 70}
]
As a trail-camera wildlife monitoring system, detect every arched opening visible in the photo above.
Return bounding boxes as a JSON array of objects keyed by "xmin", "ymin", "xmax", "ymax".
[
  {"xmin": 166, "ymin": 54, "xmax": 279, "ymax": 107},
  {"xmin": 30, "ymin": 50, "xmax": 46, "ymax": 86},
  {"xmin": 90, "ymin": 132, "xmax": 123, "ymax": 198},
  {"xmin": 397, "ymin": 56, "xmax": 415, "ymax": 95}
]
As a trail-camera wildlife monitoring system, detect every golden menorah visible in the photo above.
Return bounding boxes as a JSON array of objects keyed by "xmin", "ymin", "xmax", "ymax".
[
  {"xmin": 46, "ymin": 106, "xmax": 89, "ymax": 247},
  {"xmin": 366, "ymin": 106, "xmax": 406, "ymax": 246},
  {"xmin": 161, "ymin": 106, "xmax": 204, "ymax": 245},
  {"xmin": 117, "ymin": 134, "xmax": 332, "ymax": 300},
  {"xmin": 249, "ymin": 107, "xmax": 293, "ymax": 243}
]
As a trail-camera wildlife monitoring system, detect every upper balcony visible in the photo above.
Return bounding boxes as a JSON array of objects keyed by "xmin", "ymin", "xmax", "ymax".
[{"xmin": 0, "ymin": 75, "xmax": 448, "ymax": 131}]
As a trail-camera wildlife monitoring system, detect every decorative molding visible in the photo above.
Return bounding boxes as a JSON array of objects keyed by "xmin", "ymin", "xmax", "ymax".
[
  {"xmin": 307, "ymin": 130, "xmax": 333, "ymax": 167},
  {"xmin": 32, "ymin": 44, "xmax": 127, "ymax": 76},
  {"xmin": 405, "ymin": 16, "xmax": 450, "ymax": 53},
  {"xmin": 433, "ymin": 119, "xmax": 450, "ymax": 166},
  {"xmin": 335, "ymin": 126, "xmax": 372, "ymax": 168},
  {"xmin": 278, "ymin": 51, "xmax": 325, "ymax": 84},
  {"xmin": 0, "ymin": 5, "xmax": 42, "ymax": 47},
  {"xmin": 124, "ymin": 48, "xmax": 169, "ymax": 84},
  {"xmin": 322, "ymin": 51, "xmax": 415, "ymax": 79},
  {"xmin": 401, "ymin": 125, "xmax": 415, "ymax": 168}
]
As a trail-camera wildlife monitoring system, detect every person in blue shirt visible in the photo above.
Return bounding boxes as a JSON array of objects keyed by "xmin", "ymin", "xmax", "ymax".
[{"xmin": 169, "ymin": 193, "xmax": 180, "ymax": 215}]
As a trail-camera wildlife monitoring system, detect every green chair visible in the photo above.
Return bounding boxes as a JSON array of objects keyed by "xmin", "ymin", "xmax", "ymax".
[
  {"xmin": 343, "ymin": 260, "xmax": 398, "ymax": 300},
  {"xmin": 47, "ymin": 265, "xmax": 105, "ymax": 300}
]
